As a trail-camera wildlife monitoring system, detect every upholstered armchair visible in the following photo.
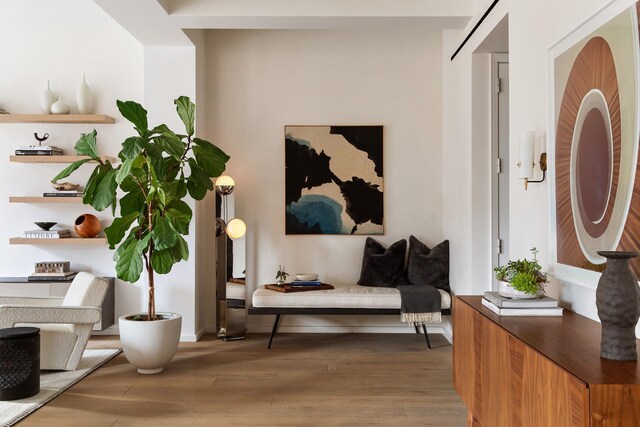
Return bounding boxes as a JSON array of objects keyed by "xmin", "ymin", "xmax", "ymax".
[{"xmin": 0, "ymin": 272, "xmax": 109, "ymax": 370}]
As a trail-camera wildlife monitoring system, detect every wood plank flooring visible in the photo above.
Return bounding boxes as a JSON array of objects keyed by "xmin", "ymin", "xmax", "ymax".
[{"xmin": 21, "ymin": 333, "xmax": 467, "ymax": 426}]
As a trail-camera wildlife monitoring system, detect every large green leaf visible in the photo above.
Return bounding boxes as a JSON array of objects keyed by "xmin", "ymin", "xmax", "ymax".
[
  {"xmin": 192, "ymin": 138, "xmax": 229, "ymax": 177},
  {"xmin": 113, "ymin": 230, "xmax": 136, "ymax": 262},
  {"xmin": 83, "ymin": 165, "xmax": 108, "ymax": 206},
  {"xmin": 121, "ymin": 136, "xmax": 144, "ymax": 159},
  {"xmin": 117, "ymin": 100, "xmax": 148, "ymax": 135},
  {"xmin": 92, "ymin": 169, "xmax": 118, "ymax": 211},
  {"xmin": 186, "ymin": 159, "xmax": 213, "ymax": 200},
  {"xmin": 174, "ymin": 96, "xmax": 195, "ymax": 137},
  {"xmin": 115, "ymin": 237, "xmax": 144, "ymax": 283},
  {"xmin": 115, "ymin": 158, "xmax": 134, "ymax": 185},
  {"xmin": 155, "ymin": 134, "xmax": 184, "ymax": 159},
  {"xmin": 51, "ymin": 158, "xmax": 91, "ymax": 183},
  {"xmin": 173, "ymin": 234, "xmax": 189, "ymax": 261},
  {"xmin": 166, "ymin": 200, "xmax": 192, "ymax": 235},
  {"xmin": 74, "ymin": 130, "xmax": 100, "ymax": 159},
  {"xmin": 151, "ymin": 249, "xmax": 174, "ymax": 274},
  {"xmin": 151, "ymin": 215, "xmax": 178, "ymax": 251},
  {"xmin": 104, "ymin": 212, "xmax": 139, "ymax": 249}
]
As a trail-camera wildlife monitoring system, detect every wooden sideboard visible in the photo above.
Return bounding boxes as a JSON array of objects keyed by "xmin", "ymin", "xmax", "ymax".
[{"xmin": 453, "ymin": 295, "xmax": 640, "ymax": 427}]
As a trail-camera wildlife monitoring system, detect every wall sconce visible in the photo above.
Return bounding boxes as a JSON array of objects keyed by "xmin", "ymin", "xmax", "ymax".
[
  {"xmin": 518, "ymin": 130, "xmax": 547, "ymax": 190},
  {"xmin": 215, "ymin": 175, "xmax": 246, "ymax": 239}
]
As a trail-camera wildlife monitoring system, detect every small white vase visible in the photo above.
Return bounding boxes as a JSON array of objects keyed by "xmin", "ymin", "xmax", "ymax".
[
  {"xmin": 50, "ymin": 92, "xmax": 70, "ymax": 115},
  {"xmin": 40, "ymin": 80, "xmax": 57, "ymax": 114},
  {"xmin": 119, "ymin": 312, "xmax": 182, "ymax": 374},
  {"xmin": 77, "ymin": 74, "xmax": 93, "ymax": 114}
]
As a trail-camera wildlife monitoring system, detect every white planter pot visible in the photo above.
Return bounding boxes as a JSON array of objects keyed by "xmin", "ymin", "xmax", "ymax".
[
  {"xmin": 119, "ymin": 312, "xmax": 182, "ymax": 374},
  {"xmin": 498, "ymin": 280, "xmax": 539, "ymax": 300}
]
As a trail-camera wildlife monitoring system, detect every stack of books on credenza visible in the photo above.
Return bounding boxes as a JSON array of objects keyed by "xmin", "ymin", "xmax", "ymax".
[
  {"xmin": 28, "ymin": 261, "xmax": 77, "ymax": 282},
  {"xmin": 482, "ymin": 291, "xmax": 563, "ymax": 316},
  {"xmin": 15, "ymin": 145, "xmax": 63, "ymax": 156}
]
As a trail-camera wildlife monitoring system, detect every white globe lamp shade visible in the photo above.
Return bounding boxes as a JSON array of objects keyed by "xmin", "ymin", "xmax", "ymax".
[
  {"xmin": 215, "ymin": 175, "xmax": 235, "ymax": 195},
  {"xmin": 226, "ymin": 218, "xmax": 246, "ymax": 239}
]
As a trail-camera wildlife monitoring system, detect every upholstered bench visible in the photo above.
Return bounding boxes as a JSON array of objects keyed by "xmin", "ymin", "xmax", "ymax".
[{"xmin": 248, "ymin": 283, "xmax": 452, "ymax": 348}]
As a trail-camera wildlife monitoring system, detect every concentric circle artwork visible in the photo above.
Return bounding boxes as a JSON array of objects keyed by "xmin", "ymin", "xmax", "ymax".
[{"xmin": 553, "ymin": 3, "xmax": 640, "ymax": 275}]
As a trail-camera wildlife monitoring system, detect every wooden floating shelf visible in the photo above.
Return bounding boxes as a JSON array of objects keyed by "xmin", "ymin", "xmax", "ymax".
[
  {"xmin": 10, "ymin": 196, "xmax": 83, "ymax": 204},
  {"xmin": 9, "ymin": 155, "xmax": 116, "ymax": 164},
  {"xmin": 9, "ymin": 237, "xmax": 107, "ymax": 246},
  {"xmin": 0, "ymin": 114, "xmax": 115, "ymax": 124}
]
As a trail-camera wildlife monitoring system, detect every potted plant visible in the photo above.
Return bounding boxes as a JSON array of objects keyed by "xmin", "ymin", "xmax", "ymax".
[
  {"xmin": 493, "ymin": 248, "xmax": 549, "ymax": 299},
  {"xmin": 275, "ymin": 265, "xmax": 289, "ymax": 286},
  {"xmin": 52, "ymin": 96, "xmax": 229, "ymax": 374}
]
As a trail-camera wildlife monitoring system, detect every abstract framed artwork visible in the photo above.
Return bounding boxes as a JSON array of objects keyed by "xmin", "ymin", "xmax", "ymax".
[
  {"xmin": 549, "ymin": 0, "xmax": 640, "ymax": 285},
  {"xmin": 285, "ymin": 125, "xmax": 383, "ymax": 235}
]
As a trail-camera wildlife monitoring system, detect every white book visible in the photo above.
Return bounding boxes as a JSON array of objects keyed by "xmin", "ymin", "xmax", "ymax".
[
  {"xmin": 483, "ymin": 291, "xmax": 558, "ymax": 308},
  {"xmin": 18, "ymin": 146, "xmax": 62, "ymax": 151},
  {"xmin": 482, "ymin": 297, "xmax": 563, "ymax": 316}
]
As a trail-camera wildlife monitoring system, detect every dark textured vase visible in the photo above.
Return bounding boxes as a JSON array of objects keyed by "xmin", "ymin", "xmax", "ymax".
[{"xmin": 596, "ymin": 251, "xmax": 640, "ymax": 361}]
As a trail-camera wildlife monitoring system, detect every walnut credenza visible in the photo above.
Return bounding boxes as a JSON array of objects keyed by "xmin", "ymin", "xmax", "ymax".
[{"xmin": 453, "ymin": 296, "xmax": 640, "ymax": 427}]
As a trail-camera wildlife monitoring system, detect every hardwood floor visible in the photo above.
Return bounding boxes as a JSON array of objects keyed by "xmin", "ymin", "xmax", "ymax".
[{"xmin": 21, "ymin": 333, "xmax": 466, "ymax": 426}]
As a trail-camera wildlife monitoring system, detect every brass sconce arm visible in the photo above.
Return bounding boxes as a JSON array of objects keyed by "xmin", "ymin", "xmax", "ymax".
[{"xmin": 524, "ymin": 152, "xmax": 547, "ymax": 190}]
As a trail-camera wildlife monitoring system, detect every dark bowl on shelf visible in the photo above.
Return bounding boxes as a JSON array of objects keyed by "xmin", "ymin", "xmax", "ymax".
[{"xmin": 34, "ymin": 222, "xmax": 57, "ymax": 231}]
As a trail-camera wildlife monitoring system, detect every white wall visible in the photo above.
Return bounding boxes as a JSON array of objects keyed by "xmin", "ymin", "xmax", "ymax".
[
  {"xmin": 205, "ymin": 29, "xmax": 446, "ymax": 334},
  {"xmin": 444, "ymin": 0, "xmax": 640, "ymax": 335}
]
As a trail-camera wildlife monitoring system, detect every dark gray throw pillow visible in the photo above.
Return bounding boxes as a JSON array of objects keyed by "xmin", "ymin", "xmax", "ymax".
[
  {"xmin": 357, "ymin": 237, "xmax": 407, "ymax": 288},
  {"xmin": 407, "ymin": 236, "xmax": 450, "ymax": 293}
]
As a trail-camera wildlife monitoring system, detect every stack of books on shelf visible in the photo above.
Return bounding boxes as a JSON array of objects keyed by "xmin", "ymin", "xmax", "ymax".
[
  {"xmin": 24, "ymin": 229, "xmax": 71, "ymax": 239},
  {"xmin": 482, "ymin": 291, "xmax": 563, "ymax": 316},
  {"xmin": 43, "ymin": 189, "xmax": 83, "ymax": 198},
  {"xmin": 28, "ymin": 261, "xmax": 77, "ymax": 282},
  {"xmin": 290, "ymin": 280, "xmax": 323, "ymax": 287},
  {"xmin": 15, "ymin": 145, "xmax": 63, "ymax": 156}
]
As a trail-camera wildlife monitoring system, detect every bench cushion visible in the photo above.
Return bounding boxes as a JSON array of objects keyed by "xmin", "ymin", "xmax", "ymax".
[{"xmin": 252, "ymin": 283, "xmax": 451, "ymax": 310}]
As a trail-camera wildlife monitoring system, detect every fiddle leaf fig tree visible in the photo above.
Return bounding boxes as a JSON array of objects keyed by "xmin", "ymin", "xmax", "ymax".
[{"xmin": 52, "ymin": 97, "xmax": 230, "ymax": 320}]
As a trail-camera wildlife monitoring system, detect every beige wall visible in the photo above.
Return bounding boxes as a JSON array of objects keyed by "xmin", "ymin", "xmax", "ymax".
[{"xmin": 205, "ymin": 28, "xmax": 445, "ymax": 333}]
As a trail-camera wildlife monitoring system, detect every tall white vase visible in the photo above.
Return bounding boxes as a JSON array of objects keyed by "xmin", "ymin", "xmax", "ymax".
[
  {"xmin": 50, "ymin": 92, "xmax": 70, "ymax": 115},
  {"xmin": 40, "ymin": 80, "xmax": 57, "ymax": 114},
  {"xmin": 77, "ymin": 74, "xmax": 93, "ymax": 114}
]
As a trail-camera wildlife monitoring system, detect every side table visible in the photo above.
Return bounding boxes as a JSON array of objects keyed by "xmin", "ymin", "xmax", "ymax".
[{"xmin": 0, "ymin": 327, "xmax": 40, "ymax": 400}]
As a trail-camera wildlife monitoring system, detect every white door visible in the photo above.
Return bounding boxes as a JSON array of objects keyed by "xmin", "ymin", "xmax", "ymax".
[{"xmin": 492, "ymin": 55, "xmax": 509, "ymax": 285}]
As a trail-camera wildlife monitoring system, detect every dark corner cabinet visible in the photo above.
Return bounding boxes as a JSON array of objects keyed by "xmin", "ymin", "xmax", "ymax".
[{"xmin": 453, "ymin": 296, "xmax": 640, "ymax": 427}]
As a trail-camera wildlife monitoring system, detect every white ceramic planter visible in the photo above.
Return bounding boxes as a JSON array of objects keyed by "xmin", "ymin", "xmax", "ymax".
[
  {"xmin": 119, "ymin": 312, "xmax": 182, "ymax": 374},
  {"xmin": 497, "ymin": 280, "xmax": 539, "ymax": 300}
]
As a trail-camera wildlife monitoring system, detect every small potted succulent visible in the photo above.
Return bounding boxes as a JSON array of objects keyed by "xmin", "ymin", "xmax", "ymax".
[
  {"xmin": 494, "ymin": 248, "xmax": 549, "ymax": 299},
  {"xmin": 275, "ymin": 265, "xmax": 289, "ymax": 286}
]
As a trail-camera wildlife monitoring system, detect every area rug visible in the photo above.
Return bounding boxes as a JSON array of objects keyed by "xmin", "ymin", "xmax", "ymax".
[{"xmin": 0, "ymin": 348, "xmax": 120, "ymax": 426}]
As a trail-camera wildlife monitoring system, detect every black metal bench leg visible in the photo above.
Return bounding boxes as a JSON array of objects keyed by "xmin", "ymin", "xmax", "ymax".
[
  {"xmin": 421, "ymin": 323, "xmax": 431, "ymax": 349},
  {"xmin": 414, "ymin": 324, "xmax": 420, "ymax": 334},
  {"xmin": 268, "ymin": 314, "xmax": 281, "ymax": 349}
]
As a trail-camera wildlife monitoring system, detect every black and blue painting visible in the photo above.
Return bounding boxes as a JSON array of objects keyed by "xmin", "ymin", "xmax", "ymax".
[{"xmin": 285, "ymin": 125, "xmax": 383, "ymax": 235}]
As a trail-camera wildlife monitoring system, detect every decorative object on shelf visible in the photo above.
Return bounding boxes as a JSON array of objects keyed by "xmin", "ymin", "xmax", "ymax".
[
  {"xmin": 549, "ymin": 1, "xmax": 640, "ymax": 281},
  {"xmin": 285, "ymin": 125, "xmax": 383, "ymax": 235},
  {"xmin": 596, "ymin": 250, "xmax": 640, "ymax": 361},
  {"xmin": 74, "ymin": 214, "xmax": 101, "ymax": 238},
  {"xmin": 295, "ymin": 273, "xmax": 318, "ymax": 281},
  {"xmin": 34, "ymin": 222, "xmax": 57, "ymax": 231},
  {"xmin": 40, "ymin": 80, "xmax": 57, "ymax": 114},
  {"xmin": 0, "ymin": 108, "xmax": 8, "ymax": 115},
  {"xmin": 50, "ymin": 93, "xmax": 70, "ymax": 115},
  {"xmin": 215, "ymin": 175, "xmax": 246, "ymax": 239},
  {"xmin": 494, "ymin": 248, "xmax": 549, "ymax": 299},
  {"xmin": 51, "ymin": 182, "xmax": 81, "ymax": 192},
  {"xmin": 34, "ymin": 133, "xmax": 49, "ymax": 146},
  {"xmin": 275, "ymin": 265, "xmax": 289, "ymax": 286},
  {"xmin": 76, "ymin": 74, "xmax": 93, "ymax": 114},
  {"xmin": 52, "ymin": 96, "xmax": 229, "ymax": 374}
]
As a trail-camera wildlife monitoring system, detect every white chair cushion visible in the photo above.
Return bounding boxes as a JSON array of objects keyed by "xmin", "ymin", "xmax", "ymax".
[
  {"xmin": 252, "ymin": 283, "xmax": 451, "ymax": 310},
  {"xmin": 226, "ymin": 282, "xmax": 245, "ymax": 300}
]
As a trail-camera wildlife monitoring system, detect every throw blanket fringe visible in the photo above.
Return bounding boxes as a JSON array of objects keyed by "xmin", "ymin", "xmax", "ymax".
[{"xmin": 402, "ymin": 312, "xmax": 442, "ymax": 324}]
